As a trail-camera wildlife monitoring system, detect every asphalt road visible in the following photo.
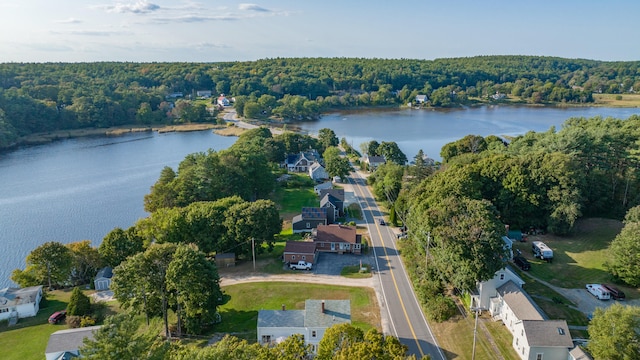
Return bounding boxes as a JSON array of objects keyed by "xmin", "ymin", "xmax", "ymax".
[{"xmin": 348, "ymin": 170, "xmax": 445, "ymax": 360}]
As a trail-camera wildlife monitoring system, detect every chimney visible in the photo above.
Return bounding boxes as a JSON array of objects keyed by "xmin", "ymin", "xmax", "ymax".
[
  {"xmin": 282, "ymin": 304, "xmax": 286, "ymax": 311},
  {"xmin": 321, "ymin": 300, "xmax": 325, "ymax": 313}
]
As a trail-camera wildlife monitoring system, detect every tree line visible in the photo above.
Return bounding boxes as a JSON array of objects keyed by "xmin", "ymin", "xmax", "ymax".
[{"xmin": 2, "ymin": 56, "xmax": 639, "ymax": 148}]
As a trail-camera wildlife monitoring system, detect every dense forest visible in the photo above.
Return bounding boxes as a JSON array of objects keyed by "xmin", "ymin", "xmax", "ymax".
[{"xmin": 2, "ymin": 56, "xmax": 640, "ymax": 149}]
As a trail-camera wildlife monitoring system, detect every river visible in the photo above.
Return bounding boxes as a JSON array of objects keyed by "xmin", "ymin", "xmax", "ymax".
[{"xmin": 1, "ymin": 106, "xmax": 639, "ymax": 288}]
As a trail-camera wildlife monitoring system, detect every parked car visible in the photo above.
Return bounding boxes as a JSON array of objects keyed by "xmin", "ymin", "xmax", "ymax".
[
  {"xmin": 289, "ymin": 261, "xmax": 312, "ymax": 270},
  {"xmin": 48, "ymin": 310, "xmax": 66, "ymax": 324},
  {"xmin": 513, "ymin": 256, "xmax": 531, "ymax": 271},
  {"xmin": 396, "ymin": 232, "xmax": 407, "ymax": 239},
  {"xmin": 586, "ymin": 284, "xmax": 611, "ymax": 300},
  {"xmin": 602, "ymin": 283, "xmax": 626, "ymax": 300}
]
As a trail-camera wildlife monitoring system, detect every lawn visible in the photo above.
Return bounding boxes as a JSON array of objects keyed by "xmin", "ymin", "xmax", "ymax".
[
  {"xmin": 511, "ymin": 218, "xmax": 631, "ymax": 292},
  {"xmin": 270, "ymin": 174, "xmax": 319, "ymax": 219},
  {"xmin": 0, "ymin": 288, "xmax": 118, "ymax": 360},
  {"xmin": 520, "ymin": 276, "xmax": 590, "ymax": 327},
  {"xmin": 593, "ymin": 93, "xmax": 640, "ymax": 107},
  {"xmin": 215, "ymin": 282, "xmax": 380, "ymax": 341}
]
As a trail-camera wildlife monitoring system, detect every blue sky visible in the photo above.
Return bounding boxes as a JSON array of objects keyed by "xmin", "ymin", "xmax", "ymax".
[{"xmin": 1, "ymin": 0, "xmax": 639, "ymax": 62}]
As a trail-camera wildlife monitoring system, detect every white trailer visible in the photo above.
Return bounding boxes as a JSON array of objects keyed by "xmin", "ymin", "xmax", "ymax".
[
  {"xmin": 586, "ymin": 284, "xmax": 611, "ymax": 300},
  {"xmin": 532, "ymin": 241, "xmax": 553, "ymax": 261}
]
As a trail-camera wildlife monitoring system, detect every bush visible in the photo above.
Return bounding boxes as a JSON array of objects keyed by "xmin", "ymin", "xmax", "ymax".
[
  {"xmin": 67, "ymin": 287, "xmax": 91, "ymax": 316},
  {"xmin": 80, "ymin": 316, "xmax": 97, "ymax": 327},
  {"xmin": 425, "ymin": 295, "xmax": 457, "ymax": 322},
  {"xmin": 66, "ymin": 315, "xmax": 82, "ymax": 328}
]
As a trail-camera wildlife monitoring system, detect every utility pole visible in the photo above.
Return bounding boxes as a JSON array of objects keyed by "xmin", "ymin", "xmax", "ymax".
[
  {"xmin": 471, "ymin": 307, "xmax": 480, "ymax": 360},
  {"xmin": 252, "ymin": 238, "xmax": 256, "ymax": 271}
]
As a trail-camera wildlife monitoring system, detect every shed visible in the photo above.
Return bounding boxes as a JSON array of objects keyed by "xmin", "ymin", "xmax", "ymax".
[
  {"xmin": 94, "ymin": 267, "xmax": 113, "ymax": 291},
  {"xmin": 215, "ymin": 253, "xmax": 236, "ymax": 268}
]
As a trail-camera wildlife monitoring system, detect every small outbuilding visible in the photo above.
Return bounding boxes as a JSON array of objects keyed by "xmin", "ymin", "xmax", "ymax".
[
  {"xmin": 283, "ymin": 241, "xmax": 317, "ymax": 264},
  {"xmin": 94, "ymin": 267, "xmax": 113, "ymax": 291},
  {"xmin": 215, "ymin": 253, "xmax": 236, "ymax": 268}
]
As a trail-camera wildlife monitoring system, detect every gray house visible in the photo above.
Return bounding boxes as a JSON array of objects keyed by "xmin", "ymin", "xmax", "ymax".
[
  {"xmin": 94, "ymin": 267, "xmax": 113, "ymax": 291},
  {"xmin": 257, "ymin": 299, "xmax": 351, "ymax": 354},
  {"xmin": 292, "ymin": 207, "xmax": 327, "ymax": 233},
  {"xmin": 319, "ymin": 189, "xmax": 345, "ymax": 223},
  {"xmin": 45, "ymin": 326, "xmax": 101, "ymax": 360}
]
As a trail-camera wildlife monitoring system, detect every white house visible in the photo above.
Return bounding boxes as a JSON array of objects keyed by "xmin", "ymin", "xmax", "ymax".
[
  {"xmin": 94, "ymin": 267, "xmax": 113, "ymax": 291},
  {"xmin": 45, "ymin": 325, "xmax": 101, "ymax": 360},
  {"xmin": 196, "ymin": 90, "xmax": 212, "ymax": 98},
  {"xmin": 257, "ymin": 299, "xmax": 351, "ymax": 353},
  {"xmin": 309, "ymin": 162, "xmax": 329, "ymax": 181},
  {"xmin": 314, "ymin": 181, "xmax": 333, "ymax": 195},
  {"xmin": 473, "ymin": 269, "xmax": 574, "ymax": 360},
  {"xmin": 362, "ymin": 154, "xmax": 385, "ymax": 171},
  {"xmin": 415, "ymin": 94, "xmax": 429, "ymax": 103},
  {"xmin": 0, "ymin": 285, "xmax": 43, "ymax": 321},
  {"xmin": 217, "ymin": 95, "xmax": 230, "ymax": 107}
]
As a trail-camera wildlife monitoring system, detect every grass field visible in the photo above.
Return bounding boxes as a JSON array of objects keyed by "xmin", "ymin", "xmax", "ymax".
[
  {"xmin": 593, "ymin": 93, "xmax": 640, "ymax": 107},
  {"xmin": 270, "ymin": 174, "xmax": 319, "ymax": 220},
  {"xmin": 510, "ymin": 218, "xmax": 636, "ymax": 296},
  {"xmin": 215, "ymin": 282, "xmax": 380, "ymax": 341},
  {"xmin": 0, "ymin": 288, "xmax": 119, "ymax": 360}
]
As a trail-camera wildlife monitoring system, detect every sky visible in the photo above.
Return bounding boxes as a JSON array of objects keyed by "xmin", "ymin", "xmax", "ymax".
[{"xmin": 1, "ymin": 0, "xmax": 639, "ymax": 63}]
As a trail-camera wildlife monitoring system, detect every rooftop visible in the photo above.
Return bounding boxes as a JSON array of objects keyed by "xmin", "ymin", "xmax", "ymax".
[{"xmin": 496, "ymin": 281, "xmax": 545, "ymax": 321}]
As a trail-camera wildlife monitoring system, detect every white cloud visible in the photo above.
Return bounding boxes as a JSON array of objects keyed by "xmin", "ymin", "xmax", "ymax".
[
  {"xmin": 239, "ymin": 3, "xmax": 270, "ymax": 12},
  {"xmin": 101, "ymin": 1, "xmax": 161, "ymax": 14},
  {"xmin": 50, "ymin": 30, "xmax": 130, "ymax": 37},
  {"xmin": 55, "ymin": 18, "xmax": 82, "ymax": 24},
  {"xmin": 151, "ymin": 14, "xmax": 239, "ymax": 23}
]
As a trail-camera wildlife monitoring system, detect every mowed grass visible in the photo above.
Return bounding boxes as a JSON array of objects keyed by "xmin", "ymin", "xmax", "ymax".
[
  {"xmin": 520, "ymin": 277, "xmax": 589, "ymax": 327},
  {"xmin": 0, "ymin": 288, "xmax": 118, "ymax": 360},
  {"xmin": 511, "ymin": 218, "xmax": 629, "ymax": 290},
  {"xmin": 430, "ymin": 312, "xmax": 518, "ymax": 360},
  {"xmin": 270, "ymin": 174, "xmax": 319, "ymax": 220},
  {"xmin": 215, "ymin": 282, "xmax": 380, "ymax": 341},
  {"xmin": 593, "ymin": 93, "xmax": 640, "ymax": 107}
]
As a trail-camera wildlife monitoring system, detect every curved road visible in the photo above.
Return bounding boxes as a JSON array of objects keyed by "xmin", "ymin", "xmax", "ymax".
[{"xmin": 348, "ymin": 170, "xmax": 445, "ymax": 360}]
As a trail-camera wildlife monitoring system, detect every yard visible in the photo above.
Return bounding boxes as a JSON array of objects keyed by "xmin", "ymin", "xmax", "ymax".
[{"xmin": 214, "ymin": 282, "xmax": 380, "ymax": 341}]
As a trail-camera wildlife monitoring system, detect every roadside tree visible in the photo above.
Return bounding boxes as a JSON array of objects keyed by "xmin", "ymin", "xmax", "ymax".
[
  {"xmin": 607, "ymin": 221, "xmax": 640, "ymax": 286},
  {"xmin": 588, "ymin": 303, "xmax": 640, "ymax": 360}
]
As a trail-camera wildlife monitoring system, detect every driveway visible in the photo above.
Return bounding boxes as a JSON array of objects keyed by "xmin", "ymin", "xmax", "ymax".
[{"xmin": 314, "ymin": 252, "xmax": 373, "ymax": 276}]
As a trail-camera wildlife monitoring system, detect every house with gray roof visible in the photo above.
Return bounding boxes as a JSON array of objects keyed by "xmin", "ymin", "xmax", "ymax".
[
  {"xmin": 362, "ymin": 154, "xmax": 386, "ymax": 171},
  {"xmin": 475, "ymin": 270, "xmax": 574, "ymax": 360},
  {"xmin": 291, "ymin": 207, "xmax": 327, "ymax": 233},
  {"xmin": 257, "ymin": 299, "xmax": 350, "ymax": 353},
  {"xmin": 94, "ymin": 267, "xmax": 113, "ymax": 291},
  {"xmin": 308, "ymin": 162, "xmax": 329, "ymax": 181},
  {"xmin": 45, "ymin": 325, "xmax": 101, "ymax": 360},
  {"xmin": 319, "ymin": 189, "xmax": 344, "ymax": 223},
  {"xmin": 0, "ymin": 285, "xmax": 43, "ymax": 322},
  {"xmin": 313, "ymin": 181, "xmax": 333, "ymax": 195}
]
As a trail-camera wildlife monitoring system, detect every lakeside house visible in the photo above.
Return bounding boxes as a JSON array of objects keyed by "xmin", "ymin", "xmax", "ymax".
[
  {"xmin": 0, "ymin": 285, "xmax": 43, "ymax": 322},
  {"xmin": 257, "ymin": 299, "xmax": 351, "ymax": 353},
  {"xmin": 45, "ymin": 325, "xmax": 101, "ymax": 360}
]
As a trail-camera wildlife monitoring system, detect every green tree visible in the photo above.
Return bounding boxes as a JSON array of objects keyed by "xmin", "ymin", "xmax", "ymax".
[
  {"xmin": 377, "ymin": 141, "xmax": 407, "ymax": 165},
  {"xmin": 67, "ymin": 287, "xmax": 91, "ymax": 316},
  {"xmin": 99, "ymin": 227, "xmax": 145, "ymax": 268},
  {"xmin": 144, "ymin": 166, "xmax": 177, "ymax": 212},
  {"xmin": 318, "ymin": 128, "xmax": 339, "ymax": 153},
  {"xmin": 607, "ymin": 221, "xmax": 640, "ymax": 286},
  {"xmin": 111, "ymin": 243, "xmax": 177, "ymax": 337},
  {"xmin": 323, "ymin": 146, "xmax": 352, "ymax": 179},
  {"xmin": 317, "ymin": 323, "xmax": 364, "ymax": 360},
  {"xmin": 408, "ymin": 196, "xmax": 508, "ymax": 290},
  {"xmin": 588, "ymin": 303, "xmax": 640, "ymax": 360},
  {"xmin": 166, "ymin": 244, "xmax": 223, "ymax": 335},
  {"xmin": 223, "ymin": 200, "xmax": 282, "ymax": 257},
  {"xmin": 80, "ymin": 313, "xmax": 168, "ymax": 360},
  {"xmin": 12, "ymin": 241, "xmax": 73, "ymax": 289}
]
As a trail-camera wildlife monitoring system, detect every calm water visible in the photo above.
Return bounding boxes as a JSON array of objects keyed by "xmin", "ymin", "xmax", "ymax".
[
  {"xmin": 297, "ymin": 106, "xmax": 640, "ymax": 161},
  {"xmin": 0, "ymin": 131, "xmax": 237, "ymax": 288},
  {"xmin": 1, "ymin": 106, "xmax": 639, "ymax": 288}
]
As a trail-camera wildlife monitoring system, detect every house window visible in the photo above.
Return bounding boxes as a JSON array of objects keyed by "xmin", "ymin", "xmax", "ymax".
[
  {"xmin": 0, "ymin": 308, "xmax": 8, "ymax": 313},
  {"xmin": 536, "ymin": 354, "xmax": 543, "ymax": 360},
  {"xmin": 355, "ymin": 244, "xmax": 360, "ymax": 249},
  {"xmin": 302, "ymin": 256, "xmax": 306, "ymax": 260},
  {"xmin": 312, "ymin": 330, "xmax": 317, "ymax": 337},
  {"xmin": 522, "ymin": 347, "xmax": 525, "ymax": 355},
  {"xmin": 521, "ymin": 329, "xmax": 523, "ymax": 336},
  {"xmin": 499, "ymin": 273, "xmax": 505, "ymax": 280},
  {"xmin": 516, "ymin": 338, "xmax": 518, "ymax": 346},
  {"xmin": 291, "ymin": 255, "xmax": 295, "ymax": 260},
  {"xmin": 262, "ymin": 335, "xmax": 271, "ymax": 343},
  {"xmin": 345, "ymin": 244, "xmax": 350, "ymax": 249},
  {"xmin": 306, "ymin": 222, "xmax": 311, "ymax": 228}
]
